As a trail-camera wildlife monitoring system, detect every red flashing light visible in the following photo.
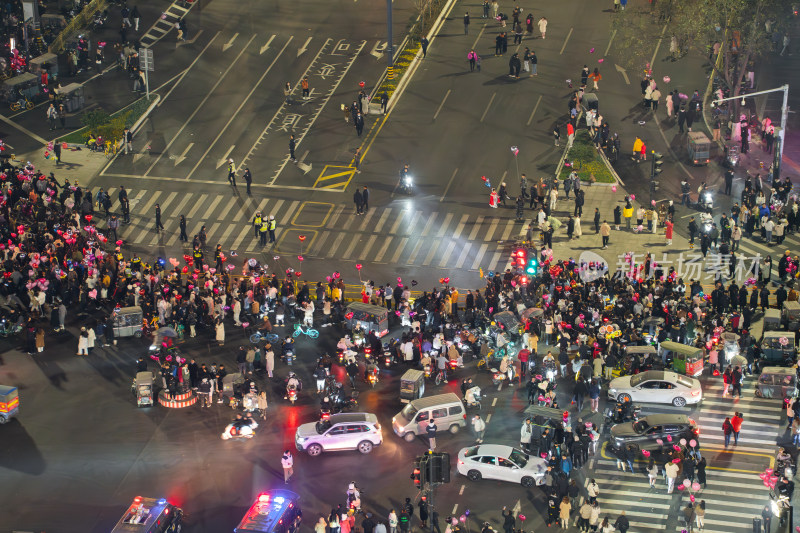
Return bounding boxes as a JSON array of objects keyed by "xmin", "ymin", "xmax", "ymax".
[
  {"xmin": 258, "ymin": 494, "xmax": 271, "ymax": 503},
  {"xmin": 516, "ymin": 250, "xmax": 525, "ymax": 257},
  {"xmin": 134, "ymin": 497, "xmax": 142, "ymax": 503}
]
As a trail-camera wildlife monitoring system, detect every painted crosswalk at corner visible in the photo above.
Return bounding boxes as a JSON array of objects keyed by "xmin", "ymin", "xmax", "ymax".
[
  {"xmin": 102, "ymin": 189, "xmax": 532, "ymax": 272},
  {"xmin": 594, "ymin": 376, "xmax": 780, "ymax": 533}
]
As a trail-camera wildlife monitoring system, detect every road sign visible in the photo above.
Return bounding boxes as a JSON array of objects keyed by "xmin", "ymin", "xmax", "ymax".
[{"xmin": 139, "ymin": 48, "xmax": 154, "ymax": 72}]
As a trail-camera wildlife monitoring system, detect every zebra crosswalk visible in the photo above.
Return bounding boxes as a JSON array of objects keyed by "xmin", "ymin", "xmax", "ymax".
[
  {"xmin": 101, "ymin": 188, "xmax": 529, "ymax": 272},
  {"xmin": 593, "ymin": 376, "xmax": 780, "ymax": 533}
]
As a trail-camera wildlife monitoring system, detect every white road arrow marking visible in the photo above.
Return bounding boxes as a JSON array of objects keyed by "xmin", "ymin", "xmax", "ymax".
[
  {"xmin": 615, "ymin": 63, "xmax": 630, "ymax": 85},
  {"xmin": 260, "ymin": 35, "xmax": 276, "ymax": 55},
  {"xmin": 370, "ymin": 41, "xmax": 387, "ymax": 59},
  {"xmin": 216, "ymin": 144, "xmax": 235, "ymax": 169},
  {"xmin": 222, "ymin": 33, "xmax": 239, "ymax": 52},
  {"xmin": 174, "ymin": 142, "xmax": 194, "ymax": 166},
  {"xmin": 512, "ymin": 500, "xmax": 521, "ymax": 518},
  {"xmin": 297, "ymin": 36, "xmax": 312, "ymax": 57},
  {"xmin": 133, "ymin": 138, "xmax": 152, "ymax": 163}
]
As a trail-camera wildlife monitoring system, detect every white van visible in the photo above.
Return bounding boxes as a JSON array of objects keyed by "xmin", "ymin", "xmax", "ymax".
[{"xmin": 392, "ymin": 393, "xmax": 466, "ymax": 442}]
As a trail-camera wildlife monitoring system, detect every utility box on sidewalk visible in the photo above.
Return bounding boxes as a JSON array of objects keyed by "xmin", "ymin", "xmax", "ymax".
[
  {"xmin": 30, "ymin": 52, "xmax": 58, "ymax": 79},
  {"xmin": 59, "ymin": 83, "xmax": 84, "ymax": 112}
]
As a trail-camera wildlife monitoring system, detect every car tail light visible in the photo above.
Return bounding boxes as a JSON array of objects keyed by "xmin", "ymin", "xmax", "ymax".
[
  {"xmin": 691, "ymin": 390, "xmax": 701, "ymax": 396},
  {"xmin": 458, "ymin": 460, "xmax": 464, "ymax": 465}
]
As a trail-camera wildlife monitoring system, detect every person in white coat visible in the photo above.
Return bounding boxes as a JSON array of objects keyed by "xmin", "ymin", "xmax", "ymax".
[
  {"xmin": 77, "ymin": 327, "xmax": 89, "ymax": 355},
  {"xmin": 472, "ymin": 415, "xmax": 486, "ymax": 443},
  {"xmin": 87, "ymin": 325, "xmax": 96, "ymax": 351},
  {"xmin": 574, "ymin": 217, "xmax": 582, "ymax": 238},
  {"xmin": 265, "ymin": 347, "xmax": 275, "ymax": 378},
  {"xmin": 215, "ymin": 321, "xmax": 225, "ymax": 346}
]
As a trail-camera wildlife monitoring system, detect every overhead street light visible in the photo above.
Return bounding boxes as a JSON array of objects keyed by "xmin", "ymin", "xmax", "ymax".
[{"xmin": 711, "ymin": 84, "xmax": 790, "ymax": 175}]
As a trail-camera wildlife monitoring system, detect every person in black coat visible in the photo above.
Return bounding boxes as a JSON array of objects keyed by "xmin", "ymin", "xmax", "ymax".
[
  {"xmin": 353, "ymin": 188, "xmax": 364, "ymax": 215},
  {"xmin": 760, "ymin": 286, "xmax": 771, "ymax": 310}
]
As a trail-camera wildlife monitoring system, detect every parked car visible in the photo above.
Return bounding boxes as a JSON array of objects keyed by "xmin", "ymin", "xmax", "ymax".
[
  {"xmin": 295, "ymin": 413, "xmax": 382, "ymax": 456},
  {"xmin": 609, "ymin": 414, "xmax": 699, "ymax": 454},
  {"xmin": 607, "ymin": 370, "xmax": 703, "ymax": 407},
  {"xmin": 456, "ymin": 444, "xmax": 547, "ymax": 488}
]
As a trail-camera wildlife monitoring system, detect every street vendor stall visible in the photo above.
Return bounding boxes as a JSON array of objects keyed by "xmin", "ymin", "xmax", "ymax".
[
  {"xmin": 345, "ymin": 302, "xmax": 388, "ymax": 337},
  {"xmin": 661, "ymin": 341, "xmax": 704, "ymax": 377}
]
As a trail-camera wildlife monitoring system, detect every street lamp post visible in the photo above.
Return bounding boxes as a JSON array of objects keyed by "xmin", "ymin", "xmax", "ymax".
[
  {"xmin": 386, "ymin": 0, "xmax": 393, "ymax": 80},
  {"xmin": 711, "ymin": 84, "xmax": 789, "ymax": 177}
]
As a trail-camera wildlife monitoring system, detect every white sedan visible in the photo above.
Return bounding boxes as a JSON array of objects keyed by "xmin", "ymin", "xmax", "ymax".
[
  {"xmin": 608, "ymin": 370, "xmax": 703, "ymax": 407},
  {"xmin": 456, "ymin": 444, "xmax": 547, "ymax": 488}
]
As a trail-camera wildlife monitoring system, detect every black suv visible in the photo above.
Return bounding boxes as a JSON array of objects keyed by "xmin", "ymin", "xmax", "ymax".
[{"xmin": 609, "ymin": 414, "xmax": 699, "ymax": 454}]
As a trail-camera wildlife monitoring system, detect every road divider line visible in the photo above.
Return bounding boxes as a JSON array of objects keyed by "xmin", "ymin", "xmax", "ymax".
[
  {"xmin": 439, "ymin": 168, "xmax": 459, "ymax": 202},
  {"xmin": 433, "ymin": 89, "xmax": 451, "ymax": 120},
  {"xmin": 145, "ymin": 33, "xmax": 256, "ymax": 176},
  {"xmin": 186, "ymin": 36, "xmax": 293, "ymax": 179},
  {"xmin": 480, "ymin": 93, "xmax": 496, "ymax": 123},
  {"xmin": 604, "ymin": 29, "xmax": 617, "ymax": 57},
  {"xmin": 159, "ymin": 32, "xmax": 221, "ymax": 106},
  {"xmin": 485, "ymin": 413, "xmax": 492, "ymax": 422},
  {"xmin": 470, "ymin": 23, "xmax": 487, "ymax": 50},
  {"xmin": 526, "ymin": 95, "xmax": 542, "ymax": 126},
  {"xmin": 452, "ymin": 504, "xmax": 458, "ymax": 515},
  {"xmin": 560, "ymin": 27, "xmax": 573, "ymax": 55},
  {"xmin": 492, "ymin": 398, "xmax": 497, "ymax": 407}
]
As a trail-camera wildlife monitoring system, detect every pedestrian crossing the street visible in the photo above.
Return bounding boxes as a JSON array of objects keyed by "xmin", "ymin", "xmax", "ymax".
[
  {"xmin": 593, "ymin": 376, "xmax": 781, "ymax": 533},
  {"xmin": 100, "ymin": 188, "xmax": 530, "ymax": 273}
]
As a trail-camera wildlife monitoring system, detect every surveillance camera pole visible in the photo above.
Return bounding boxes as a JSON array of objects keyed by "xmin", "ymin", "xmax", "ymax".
[{"xmin": 711, "ymin": 84, "xmax": 789, "ymax": 170}]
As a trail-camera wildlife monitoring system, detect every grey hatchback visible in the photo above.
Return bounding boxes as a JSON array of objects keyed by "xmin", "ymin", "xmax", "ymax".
[{"xmin": 609, "ymin": 414, "xmax": 699, "ymax": 454}]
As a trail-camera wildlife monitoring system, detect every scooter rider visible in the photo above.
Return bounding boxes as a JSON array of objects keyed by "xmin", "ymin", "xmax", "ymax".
[
  {"xmin": 285, "ymin": 372, "xmax": 301, "ymax": 399},
  {"xmin": 338, "ymin": 336, "xmax": 357, "ymax": 363},
  {"xmin": 613, "ymin": 397, "xmax": 633, "ymax": 423}
]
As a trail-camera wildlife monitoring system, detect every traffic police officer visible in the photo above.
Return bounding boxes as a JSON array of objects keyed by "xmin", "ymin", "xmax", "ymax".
[
  {"xmin": 253, "ymin": 212, "xmax": 262, "ymax": 238},
  {"xmin": 193, "ymin": 247, "xmax": 203, "ymax": 270},
  {"xmin": 268, "ymin": 215, "xmax": 277, "ymax": 243},
  {"xmin": 259, "ymin": 219, "xmax": 269, "ymax": 245}
]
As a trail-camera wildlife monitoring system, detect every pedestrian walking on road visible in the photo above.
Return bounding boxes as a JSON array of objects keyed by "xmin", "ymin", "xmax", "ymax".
[
  {"xmin": 646, "ymin": 458, "xmax": 658, "ymax": 488},
  {"xmin": 281, "ymin": 450, "xmax": 294, "ymax": 483},
  {"xmin": 47, "ymin": 103, "xmax": 57, "ymax": 130},
  {"xmin": 124, "ymin": 127, "xmax": 133, "ymax": 154},
  {"xmin": 588, "ymin": 68, "xmax": 602, "ymax": 91},
  {"xmin": 289, "ymin": 134, "xmax": 297, "ymax": 162},
  {"xmin": 154, "ymin": 203, "xmax": 164, "ymax": 232},
  {"xmin": 131, "ymin": 5, "xmax": 140, "ymax": 31},
  {"xmin": 355, "ymin": 112, "xmax": 364, "ymax": 137},
  {"xmin": 427, "ymin": 418, "xmax": 437, "ymax": 449},
  {"xmin": 179, "ymin": 215, "xmax": 188, "ymax": 242},
  {"xmin": 420, "ymin": 36, "xmax": 429, "ymax": 58},
  {"xmin": 227, "ymin": 158, "xmax": 237, "ymax": 186},
  {"xmin": 472, "ymin": 414, "xmax": 486, "ymax": 442},
  {"xmin": 464, "ymin": 12, "xmax": 470, "ymax": 34},
  {"xmin": 723, "ymin": 416, "xmax": 734, "ymax": 447},
  {"xmin": 362, "ymin": 186, "xmax": 370, "ymax": 212},
  {"xmin": 354, "ymin": 188, "xmax": 364, "ymax": 215},
  {"xmin": 731, "ymin": 412, "xmax": 743, "ymax": 445},
  {"xmin": 284, "ymin": 82, "xmax": 293, "ymax": 105},
  {"xmin": 301, "ymin": 76, "xmax": 310, "ymax": 99},
  {"xmin": 538, "ymin": 17, "xmax": 547, "ymax": 39},
  {"xmin": 665, "ymin": 459, "xmax": 679, "ymax": 493},
  {"xmin": 468, "ymin": 50, "xmax": 477, "ymax": 71}
]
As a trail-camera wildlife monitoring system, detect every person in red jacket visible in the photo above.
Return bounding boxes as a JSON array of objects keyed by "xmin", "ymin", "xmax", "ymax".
[
  {"xmin": 665, "ymin": 218, "xmax": 674, "ymax": 245},
  {"xmin": 517, "ymin": 348, "xmax": 530, "ymax": 382},
  {"xmin": 731, "ymin": 412, "xmax": 744, "ymax": 445}
]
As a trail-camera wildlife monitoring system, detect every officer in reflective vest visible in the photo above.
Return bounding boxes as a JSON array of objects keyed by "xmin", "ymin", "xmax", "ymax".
[
  {"xmin": 253, "ymin": 212, "xmax": 262, "ymax": 238},
  {"xmin": 268, "ymin": 215, "xmax": 277, "ymax": 243},
  {"xmin": 260, "ymin": 219, "xmax": 269, "ymax": 245},
  {"xmin": 193, "ymin": 248, "xmax": 203, "ymax": 269},
  {"xmin": 130, "ymin": 256, "xmax": 142, "ymax": 272}
]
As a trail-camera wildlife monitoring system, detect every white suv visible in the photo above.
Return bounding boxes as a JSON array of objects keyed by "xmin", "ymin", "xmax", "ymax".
[{"xmin": 295, "ymin": 413, "xmax": 383, "ymax": 456}]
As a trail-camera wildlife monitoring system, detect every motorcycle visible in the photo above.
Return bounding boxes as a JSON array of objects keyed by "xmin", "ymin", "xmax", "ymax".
[
  {"xmin": 285, "ymin": 373, "xmax": 301, "ymax": 404},
  {"xmin": 287, "ymin": 384, "xmax": 298, "ymax": 404},
  {"xmin": 399, "ymin": 165, "xmax": 413, "ymax": 195},
  {"xmin": 91, "ymin": 10, "xmax": 108, "ymax": 32},
  {"xmin": 366, "ymin": 366, "xmax": 379, "ymax": 387},
  {"xmin": 491, "ymin": 365, "xmax": 517, "ymax": 386},
  {"xmin": 776, "ymin": 449, "xmax": 796, "ymax": 478},
  {"xmin": 221, "ymin": 417, "xmax": 259, "ymax": 440},
  {"xmin": 337, "ymin": 349, "xmax": 345, "ymax": 364},
  {"xmin": 382, "ymin": 348, "xmax": 394, "ymax": 368},
  {"xmin": 465, "ymin": 386, "xmax": 482, "ymax": 409},
  {"xmin": 604, "ymin": 400, "xmax": 642, "ymax": 425}
]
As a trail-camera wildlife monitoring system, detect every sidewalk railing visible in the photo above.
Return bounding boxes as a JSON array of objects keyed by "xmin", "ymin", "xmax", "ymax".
[{"xmin": 48, "ymin": 0, "xmax": 108, "ymax": 54}]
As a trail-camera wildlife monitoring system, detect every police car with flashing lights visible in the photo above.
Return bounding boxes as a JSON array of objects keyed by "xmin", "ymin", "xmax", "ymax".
[
  {"xmin": 111, "ymin": 496, "xmax": 183, "ymax": 533},
  {"xmin": 235, "ymin": 489, "xmax": 302, "ymax": 533}
]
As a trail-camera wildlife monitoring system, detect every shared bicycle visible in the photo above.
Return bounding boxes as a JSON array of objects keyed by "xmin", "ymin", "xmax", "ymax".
[
  {"xmin": 292, "ymin": 323, "xmax": 319, "ymax": 339},
  {"xmin": 250, "ymin": 331, "xmax": 279, "ymax": 345}
]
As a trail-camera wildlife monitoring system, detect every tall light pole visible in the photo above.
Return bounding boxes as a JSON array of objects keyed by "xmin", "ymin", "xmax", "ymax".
[
  {"xmin": 712, "ymin": 84, "xmax": 789, "ymax": 178},
  {"xmin": 387, "ymin": 0, "xmax": 394, "ymax": 80}
]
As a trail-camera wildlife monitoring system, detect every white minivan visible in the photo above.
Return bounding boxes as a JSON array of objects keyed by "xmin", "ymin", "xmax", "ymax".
[{"xmin": 392, "ymin": 393, "xmax": 466, "ymax": 442}]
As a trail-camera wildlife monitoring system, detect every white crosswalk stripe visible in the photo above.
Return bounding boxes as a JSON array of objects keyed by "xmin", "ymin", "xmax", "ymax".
[
  {"xmin": 113, "ymin": 189, "xmax": 534, "ymax": 270},
  {"xmin": 593, "ymin": 376, "xmax": 779, "ymax": 533}
]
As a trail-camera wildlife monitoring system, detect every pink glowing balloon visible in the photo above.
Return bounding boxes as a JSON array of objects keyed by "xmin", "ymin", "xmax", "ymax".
[
  {"xmin": 612, "ymin": 185, "xmax": 617, "ymax": 192},
  {"xmin": 689, "ymin": 439, "xmax": 697, "ymax": 447},
  {"xmin": 691, "ymin": 482, "xmax": 701, "ymax": 491}
]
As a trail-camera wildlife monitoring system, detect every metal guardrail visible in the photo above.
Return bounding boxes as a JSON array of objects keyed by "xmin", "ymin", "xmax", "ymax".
[{"xmin": 48, "ymin": 0, "xmax": 108, "ymax": 54}]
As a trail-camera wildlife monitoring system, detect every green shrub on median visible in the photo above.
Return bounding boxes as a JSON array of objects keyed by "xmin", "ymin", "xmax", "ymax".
[{"xmin": 557, "ymin": 130, "xmax": 616, "ymax": 183}]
